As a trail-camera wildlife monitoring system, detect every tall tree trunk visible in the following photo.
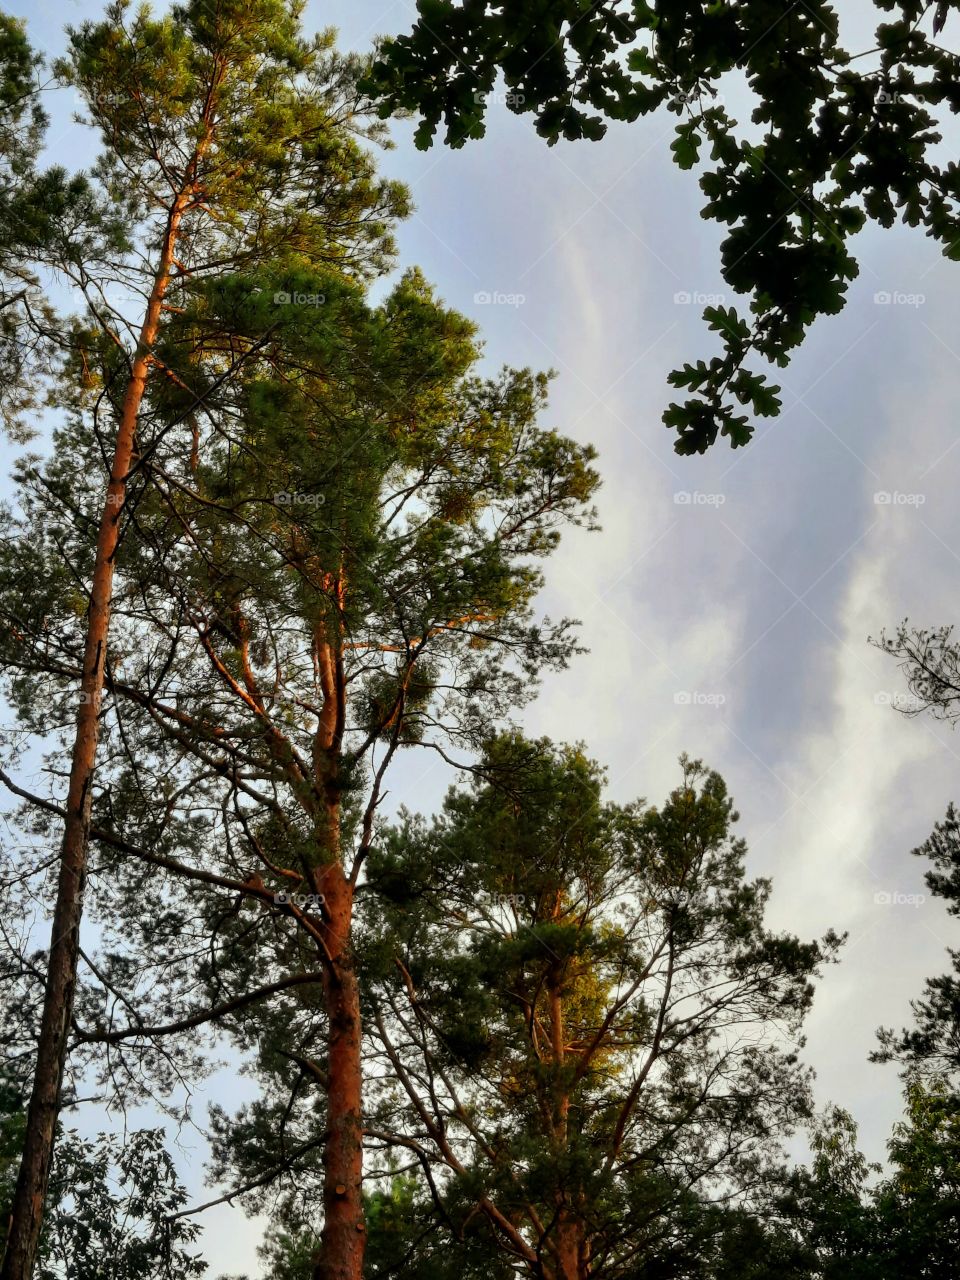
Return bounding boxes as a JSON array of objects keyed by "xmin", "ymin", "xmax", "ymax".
[
  {"xmin": 312, "ymin": 600, "xmax": 363, "ymax": 1280},
  {"xmin": 316, "ymin": 860, "xmax": 364, "ymax": 1280},
  {"xmin": 0, "ymin": 191, "xmax": 190, "ymax": 1280},
  {"xmin": 549, "ymin": 978, "xmax": 581, "ymax": 1280},
  {"xmin": 548, "ymin": 916, "xmax": 586, "ymax": 1280},
  {"xmin": 554, "ymin": 1215, "xmax": 583, "ymax": 1280}
]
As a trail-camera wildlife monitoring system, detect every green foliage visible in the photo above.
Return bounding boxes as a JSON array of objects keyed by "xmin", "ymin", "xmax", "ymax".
[
  {"xmin": 5, "ymin": 6, "xmax": 957, "ymax": 1277},
  {"xmin": 38, "ymin": 1128, "xmax": 206, "ymax": 1280},
  {"xmin": 870, "ymin": 623, "xmax": 960, "ymax": 1080},
  {"xmin": 873, "ymin": 800, "xmax": 960, "ymax": 1080},
  {"xmin": 0, "ymin": 1072, "xmax": 27, "ymax": 1263},
  {"xmin": 874, "ymin": 621, "xmax": 960, "ymax": 728},
  {"xmin": 0, "ymin": 11, "xmax": 43, "ymax": 180},
  {"xmin": 789, "ymin": 1108, "xmax": 901, "ymax": 1278},
  {"xmin": 359, "ymin": 738, "xmax": 841, "ymax": 1275},
  {"xmin": 365, "ymin": 2, "xmax": 960, "ymax": 452},
  {"xmin": 252, "ymin": 1173, "xmax": 517, "ymax": 1280},
  {"xmin": 0, "ymin": 1076, "xmax": 203, "ymax": 1280},
  {"xmin": 780, "ymin": 1083, "xmax": 960, "ymax": 1280},
  {"xmin": 782, "ymin": 748, "xmax": 960, "ymax": 1279},
  {"xmin": 875, "ymin": 1077, "xmax": 960, "ymax": 1275},
  {"xmin": 55, "ymin": 0, "xmax": 408, "ymax": 278},
  {"xmin": 0, "ymin": 33, "xmax": 599, "ymax": 1264},
  {"xmin": 254, "ymin": 1224, "xmax": 317, "ymax": 1280},
  {"xmin": 0, "ymin": 12, "xmax": 84, "ymax": 438}
]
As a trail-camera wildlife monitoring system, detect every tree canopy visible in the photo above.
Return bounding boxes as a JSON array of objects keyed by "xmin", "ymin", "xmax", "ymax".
[
  {"xmin": 0, "ymin": 3, "xmax": 957, "ymax": 1279},
  {"xmin": 365, "ymin": 1, "xmax": 960, "ymax": 453}
]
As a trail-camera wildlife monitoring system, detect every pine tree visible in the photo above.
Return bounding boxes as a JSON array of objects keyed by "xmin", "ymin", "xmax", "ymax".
[
  {"xmin": 0, "ymin": 255, "xmax": 598, "ymax": 1277},
  {"xmin": 0, "ymin": 9, "xmax": 49, "ymax": 439},
  {"xmin": 359, "ymin": 736, "xmax": 841, "ymax": 1278},
  {"xmin": 0, "ymin": 3, "xmax": 407, "ymax": 1275},
  {"xmin": 0, "ymin": 11, "xmax": 109, "ymax": 439}
]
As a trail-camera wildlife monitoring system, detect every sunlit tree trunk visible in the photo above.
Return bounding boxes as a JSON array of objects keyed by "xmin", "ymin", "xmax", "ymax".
[
  {"xmin": 312, "ymin": 602, "xmax": 364, "ymax": 1280},
  {"xmin": 549, "ymin": 896, "xmax": 588, "ymax": 1280},
  {"xmin": 0, "ymin": 185, "xmax": 193, "ymax": 1280},
  {"xmin": 317, "ymin": 862, "xmax": 364, "ymax": 1280}
]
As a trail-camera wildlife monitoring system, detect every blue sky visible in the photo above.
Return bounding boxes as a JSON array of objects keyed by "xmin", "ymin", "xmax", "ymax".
[{"xmin": 6, "ymin": 0, "xmax": 960, "ymax": 1274}]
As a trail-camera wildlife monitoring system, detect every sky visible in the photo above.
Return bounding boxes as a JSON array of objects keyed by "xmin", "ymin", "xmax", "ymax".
[{"xmin": 5, "ymin": 0, "xmax": 960, "ymax": 1275}]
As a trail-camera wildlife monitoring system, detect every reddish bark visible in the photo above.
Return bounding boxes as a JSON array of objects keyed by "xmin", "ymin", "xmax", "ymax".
[
  {"xmin": 548, "ymin": 902, "xmax": 588, "ymax": 1280},
  {"xmin": 310, "ymin": 594, "xmax": 365, "ymax": 1280},
  {"xmin": 0, "ymin": 189, "xmax": 191, "ymax": 1280},
  {"xmin": 554, "ymin": 1215, "xmax": 584, "ymax": 1280},
  {"xmin": 315, "ymin": 860, "xmax": 363, "ymax": 1280}
]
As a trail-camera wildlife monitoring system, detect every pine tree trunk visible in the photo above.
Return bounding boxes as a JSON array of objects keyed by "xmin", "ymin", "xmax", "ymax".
[
  {"xmin": 554, "ymin": 1215, "xmax": 583, "ymax": 1280},
  {"xmin": 310, "ymin": 593, "xmax": 363, "ymax": 1280},
  {"xmin": 0, "ymin": 193, "xmax": 189, "ymax": 1280},
  {"xmin": 315, "ymin": 861, "xmax": 364, "ymax": 1280},
  {"xmin": 548, "ymin": 927, "xmax": 587, "ymax": 1280}
]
